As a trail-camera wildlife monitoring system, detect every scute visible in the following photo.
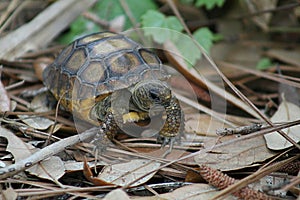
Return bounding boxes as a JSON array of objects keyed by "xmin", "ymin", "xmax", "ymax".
[
  {"xmin": 64, "ymin": 48, "xmax": 87, "ymax": 75},
  {"xmin": 105, "ymin": 51, "xmax": 142, "ymax": 77},
  {"xmin": 77, "ymin": 32, "xmax": 117, "ymax": 46},
  {"xmin": 139, "ymin": 49, "xmax": 161, "ymax": 64},
  {"xmin": 89, "ymin": 38, "xmax": 136, "ymax": 58},
  {"xmin": 56, "ymin": 44, "xmax": 73, "ymax": 66},
  {"xmin": 79, "ymin": 61, "xmax": 106, "ymax": 85}
]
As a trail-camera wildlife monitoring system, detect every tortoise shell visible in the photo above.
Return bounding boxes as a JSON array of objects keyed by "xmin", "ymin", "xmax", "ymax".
[{"xmin": 43, "ymin": 32, "xmax": 168, "ymax": 124}]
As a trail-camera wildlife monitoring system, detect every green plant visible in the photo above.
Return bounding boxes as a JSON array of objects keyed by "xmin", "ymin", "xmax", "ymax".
[{"xmin": 141, "ymin": 10, "xmax": 222, "ymax": 66}]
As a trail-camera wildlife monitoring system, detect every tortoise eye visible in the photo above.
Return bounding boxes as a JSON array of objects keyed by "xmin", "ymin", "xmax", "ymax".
[{"xmin": 149, "ymin": 89, "xmax": 160, "ymax": 102}]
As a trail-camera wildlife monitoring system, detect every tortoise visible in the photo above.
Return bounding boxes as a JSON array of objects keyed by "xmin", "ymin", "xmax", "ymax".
[{"xmin": 43, "ymin": 31, "xmax": 184, "ymax": 148}]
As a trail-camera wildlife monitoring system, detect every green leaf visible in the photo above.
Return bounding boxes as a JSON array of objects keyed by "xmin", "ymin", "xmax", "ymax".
[
  {"xmin": 256, "ymin": 58, "xmax": 273, "ymax": 70},
  {"xmin": 141, "ymin": 10, "xmax": 183, "ymax": 43},
  {"xmin": 95, "ymin": 0, "xmax": 157, "ymax": 29},
  {"xmin": 58, "ymin": 0, "xmax": 157, "ymax": 44},
  {"xmin": 141, "ymin": 10, "xmax": 165, "ymax": 28},
  {"xmin": 193, "ymin": 27, "xmax": 217, "ymax": 53},
  {"xmin": 195, "ymin": 0, "xmax": 225, "ymax": 10},
  {"xmin": 141, "ymin": 11, "xmax": 222, "ymax": 66},
  {"xmin": 57, "ymin": 16, "xmax": 100, "ymax": 44},
  {"xmin": 176, "ymin": 36, "xmax": 202, "ymax": 67}
]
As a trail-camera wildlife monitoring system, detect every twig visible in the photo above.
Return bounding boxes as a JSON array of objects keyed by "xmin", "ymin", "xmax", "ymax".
[{"xmin": 0, "ymin": 127, "xmax": 98, "ymax": 179}]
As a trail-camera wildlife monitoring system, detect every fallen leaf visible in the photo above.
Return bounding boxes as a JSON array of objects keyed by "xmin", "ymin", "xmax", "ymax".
[
  {"xmin": 264, "ymin": 98, "xmax": 300, "ymax": 150},
  {"xmin": 194, "ymin": 135, "xmax": 276, "ymax": 171},
  {"xmin": 83, "ymin": 159, "xmax": 115, "ymax": 186},
  {"xmin": 0, "ymin": 127, "xmax": 65, "ymax": 182},
  {"xmin": 87, "ymin": 159, "xmax": 160, "ymax": 187},
  {"xmin": 103, "ymin": 189, "xmax": 131, "ymax": 200},
  {"xmin": 18, "ymin": 115, "xmax": 54, "ymax": 130},
  {"xmin": 27, "ymin": 156, "xmax": 65, "ymax": 181},
  {"xmin": 64, "ymin": 160, "xmax": 95, "ymax": 172},
  {"xmin": 134, "ymin": 184, "xmax": 235, "ymax": 200},
  {"xmin": 18, "ymin": 92, "xmax": 55, "ymax": 130},
  {"xmin": 0, "ymin": 80, "xmax": 10, "ymax": 112},
  {"xmin": 243, "ymin": 0, "xmax": 277, "ymax": 31},
  {"xmin": 185, "ymin": 113, "xmax": 230, "ymax": 136},
  {"xmin": 266, "ymin": 49, "xmax": 300, "ymax": 67},
  {"xmin": 2, "ymin": 187, "xmax": 18, "ymax": 200}
]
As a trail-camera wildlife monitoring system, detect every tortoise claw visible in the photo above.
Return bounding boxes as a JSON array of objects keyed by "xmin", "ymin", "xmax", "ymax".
[
  {"xmin": 157, "ymin": 135, "xmax": 176, "ymax": 157},
  {"xmin": 91, "ymin": 131, "xmax": 113, "ymax": 154}
]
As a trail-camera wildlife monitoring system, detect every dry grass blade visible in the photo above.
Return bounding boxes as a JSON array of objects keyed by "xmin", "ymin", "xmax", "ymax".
[
  {"xmin": 174, "ymin": 92, "xmax": 236, "ymax": 127},
  {"xmin": 0, "ymin": 73, "xmax": 10, "ymax": 112},
  {"xmin": 0, "ymin": 0, "xmax": 96, "ymax": 60},
  {"xmin": 219, "ymin": 61, "xmax": 300, "ymax": 88},
  {"xmin": 0, "ymin": 0, "xmax": 21, "ymax": 32}
]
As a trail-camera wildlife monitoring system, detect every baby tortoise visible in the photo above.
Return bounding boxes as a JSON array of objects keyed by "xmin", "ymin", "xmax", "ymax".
[{"xmin": 43, "ymin": 32, "xmax": 184, "ymax": 149}]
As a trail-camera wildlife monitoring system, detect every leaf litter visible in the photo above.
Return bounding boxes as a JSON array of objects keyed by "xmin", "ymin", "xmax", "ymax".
[{"xmin": 0, "ymin": 0, "xmax": 299, "ymax": 199}]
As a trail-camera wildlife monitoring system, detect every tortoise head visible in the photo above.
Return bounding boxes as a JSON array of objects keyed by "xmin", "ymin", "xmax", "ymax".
[{"xmin": 131, "ymin": 80, "xmax": 172, "ymax": 111}]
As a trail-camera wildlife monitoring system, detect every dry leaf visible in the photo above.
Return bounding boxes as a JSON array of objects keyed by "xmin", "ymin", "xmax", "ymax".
[
  {"xmin": 103, "ymin": 189, "xmax": 131, "ymax": 200},
  {"xmin": 65, "ymin": 160, "xmax": 96, "ymax": 172},
  {"xmin": 91, "ymin": 159, "xmax": 160, "ymax": 187},
  {"xmin": 243, "ymin": 0, "xmax": 278, "ymax": 31},
  {"xmin": 264, "ymin": 98, "xmax": 300, "ymax": 150},
  {"xmin": 194, "ymin": 135, "xmax": 276, "ymax": 171},
  {"xmin": 0, "ymin": 127, "xmax": 65, "ymax": 182},
  {"xmin": 109, "ymin": 15, "xmax": 125, "ymax": 33},
  {"xmin": 2, "ymin": 187, "xmax": 18, "ymax": 200},
  {"xmin": 0, "ymin": 80, "xmax": 10, "ymax": 112},
  {"xmin": 18, "ymin": 93, "xmax": 54, "ymax": 130},
  {"xmin": 134, "ymin": 184, "xmax": 235, "ymax": 200},
  {"xmin": 185, "ymin": 113, "xmax": 230, "ymax": 136},
  {"xmin": 18, "ymin": 115, "xmax": 54, "ymax": 130},
  {"xmin": 266, "ymin": 49, "xmax": 300, "ymax": 68},
  {"xmin": 83, "ymin": 159, "xmax": 115, "ymax": 186},
  {"xmin": 27, "ymin": 156, "xmax": 65, "ymax": 181},
  {"xmin": 0, "ymin": 127, "xmax": 35, "ymax": 161}
]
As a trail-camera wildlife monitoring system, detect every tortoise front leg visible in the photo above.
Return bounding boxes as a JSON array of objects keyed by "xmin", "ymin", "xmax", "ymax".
[
  {"xmin": 91, "ymin": 110, "xmax": 119, "ymax": 151},
  {"xmin": 157, "ymin": 97, "xmax": 184, "ymax": 151}
]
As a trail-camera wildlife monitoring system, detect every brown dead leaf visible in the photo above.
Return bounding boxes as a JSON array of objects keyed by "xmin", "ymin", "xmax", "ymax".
[
  {"xmin": 243, "ymin": 0, "xmax": 278, "ymax": 31},
  {"xmin": 84, "ymin": 159, "xmax": 160, "ymax": 187},
  {"xmin": 134, "ymin": 184, "xmax": 235, "ymax": 200},
  {"xmin": 194, "ymin": 135, "xmax": 276, "ymax": 171},
  {"xmin": 185, "ymin": 113, "xmax": 230, "ymax": 136},
  {"xmin": 0, "ymin": 127, "xmax": 65, "ymax": 182},
  {"xmin": 18, "ymin": 92, "xmax": 54, "ymax": 130},
  {"xmin": 83, "ymin": 159, "xmax": 116, "ymax": 186},
  {"xmin": 266, "ymin": 49, "xmax": 300, "ymax": 67},
  {"xmin": 264, "ymin": 97, "xmax": 300, "ymax": 150},
  {"xmin": 0, "ymin": 79, "xmax": 10, "ymax": 112},
  {"xmin": 103, "ymin": 189, "xmax": 131, "ymax": 200},
  {"xmin": 2, "ymin": 187, "xmax": 17, "ymax": 200},
  {"xmin": 33, "ymin": 57, "xmax": 53, "ymax": 81}
]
